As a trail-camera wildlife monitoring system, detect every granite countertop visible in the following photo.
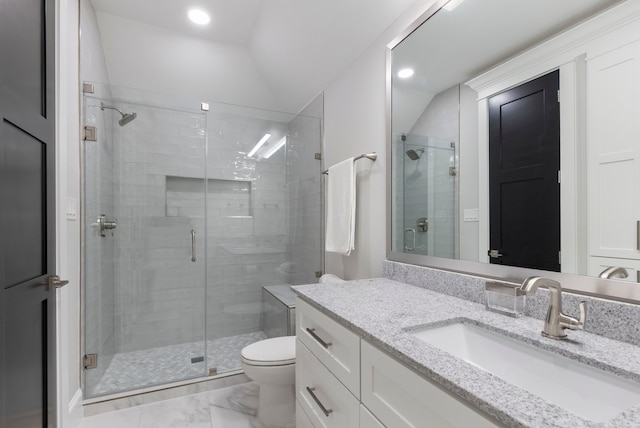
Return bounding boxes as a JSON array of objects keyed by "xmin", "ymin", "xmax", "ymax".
[{"xmin": 292, "ymin": 278, "xmax": 640, "ymax": 428}]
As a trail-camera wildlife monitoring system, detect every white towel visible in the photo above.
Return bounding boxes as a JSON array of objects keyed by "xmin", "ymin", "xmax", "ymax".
[{"xmin": 325, "ymin": 157, "xmax": 356, "ymax": 255}]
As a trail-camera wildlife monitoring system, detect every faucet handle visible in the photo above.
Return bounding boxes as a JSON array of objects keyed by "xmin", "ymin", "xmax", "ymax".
[
  {"xmin": 578, "ymin": 301, "xmax": 587, "ymax": 329},
  {"xmin": 558, "ymin": 301, "xmax": 587, "ymax": 334}
]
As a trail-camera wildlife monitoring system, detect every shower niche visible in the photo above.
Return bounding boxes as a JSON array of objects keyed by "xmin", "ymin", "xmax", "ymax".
[
  {"xmin": 82, "ymin": 82, "xmax": 322, "ymax": 398},
  {"xmin": 165, "ymin": 176, "xmax": 253, "ymax": 218}
]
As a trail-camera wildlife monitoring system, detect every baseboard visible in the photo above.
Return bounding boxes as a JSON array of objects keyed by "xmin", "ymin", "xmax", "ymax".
[
  {"xmin": 65, "ymin": 389, "xmax": 84, "ymax": 428},
  {"xmin": 83, "ymin": 372, "xmax": 249, "ymax": 417}
]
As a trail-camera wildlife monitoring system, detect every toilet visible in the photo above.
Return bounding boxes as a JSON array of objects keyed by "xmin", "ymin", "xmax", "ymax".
[{"xmin": 241, "ymin": 335, "xmax": 296, "ymax": 426}]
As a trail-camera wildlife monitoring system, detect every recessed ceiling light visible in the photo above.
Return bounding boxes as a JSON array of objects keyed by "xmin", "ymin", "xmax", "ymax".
[
  {"xmin": 188, "ymin": 9, "xmax": 210, "ymax": 25},
  {"xmin": 397, "ymin": 68, "xmax": 415, "ymax": 79}
]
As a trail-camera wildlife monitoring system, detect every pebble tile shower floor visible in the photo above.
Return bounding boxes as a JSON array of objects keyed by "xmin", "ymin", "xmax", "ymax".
[{"xmin": 92, "ymin": 331, "xmax": 267, "ymax": 396}]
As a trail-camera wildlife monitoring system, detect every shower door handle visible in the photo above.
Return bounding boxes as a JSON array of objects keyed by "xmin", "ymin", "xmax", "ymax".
[
  {"xmin": 191, "ymin": 230, "xmax": 196, "ymax": 262},
  {"xmin": 405, "ymin": 227, "xmax": 416, "ymax": 252}
]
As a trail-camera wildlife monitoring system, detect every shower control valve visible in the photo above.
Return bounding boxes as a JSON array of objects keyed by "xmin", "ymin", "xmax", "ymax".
[{"xmin": 97, "ymin": 214, "xmax": 117, "ymax": 237}]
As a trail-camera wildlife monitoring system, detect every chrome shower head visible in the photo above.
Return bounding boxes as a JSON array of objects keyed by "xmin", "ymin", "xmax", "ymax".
[
  {"xmin": 118, "ymin": 112, "xmax": 137, "ymax": 126},
  {"xmin": 405, "ymin": 148, "xmax": 424, "ymax": 160},
  {"xmin": 100, "ymin": 102, "xmax": 137, "ymax": 127}
]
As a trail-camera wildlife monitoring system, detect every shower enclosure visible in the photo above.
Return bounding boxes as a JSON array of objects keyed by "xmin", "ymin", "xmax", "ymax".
[
  {"xmin": 392, "ymin": 133, "xmax": 458, "ymax": 257},
  {"xmin": 82, "ymin": 83, "xmax": 322, "ymax": 398}
]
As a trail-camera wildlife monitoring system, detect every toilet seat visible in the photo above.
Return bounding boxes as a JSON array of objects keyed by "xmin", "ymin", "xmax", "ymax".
[{"xmin": 241, "ymin": 336, "xmax": 296, "ymax": 366}]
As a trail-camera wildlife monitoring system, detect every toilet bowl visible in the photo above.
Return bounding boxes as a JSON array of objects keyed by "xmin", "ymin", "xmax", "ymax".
[
  {"xmin": 241, "ymin": 336, "xmax": 296, "ymax": 426},
  {"xmin": 319, "ymin": 273, "xmax": 345, "ymax": 284}
]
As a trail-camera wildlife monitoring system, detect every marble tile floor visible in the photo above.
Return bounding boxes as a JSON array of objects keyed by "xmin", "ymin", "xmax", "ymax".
[
  {"xmin": 80, "ymin": 382, "xmax": 295, "ymax": 428},
  {"xmin": 91, "ymin": 331, "xmax": 268, "ymax": 396}
]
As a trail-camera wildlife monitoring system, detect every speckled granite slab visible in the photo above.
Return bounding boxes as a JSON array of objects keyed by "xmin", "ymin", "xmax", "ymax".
[
  {"xmin": 292, "ymin": 279, "xmax": 640, "ymax": 427},
  {"xmin": 383, "ymin": 260, "xmax": 640, "ymax": 347}
]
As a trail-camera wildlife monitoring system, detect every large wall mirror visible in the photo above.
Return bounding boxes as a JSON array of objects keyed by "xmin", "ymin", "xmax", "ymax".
[{"xmin": 386, "ymin": 0, "xmax": 640, "ymax": 303}]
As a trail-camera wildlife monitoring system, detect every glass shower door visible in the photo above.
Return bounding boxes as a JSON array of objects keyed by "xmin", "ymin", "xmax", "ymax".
[
  {"xmin": 82, "ymin": 84, "xmax": 208, "ymax": 398},
  {"xmin": 204, "ymin": 102, "xmax": 323, "ymax": 376}
]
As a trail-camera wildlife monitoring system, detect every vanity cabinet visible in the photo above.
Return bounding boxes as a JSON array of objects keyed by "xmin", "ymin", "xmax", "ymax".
[
  {"xmin": 361, "ymin": 341, "xmax": 499, "ymax": 428},
  {"xmin": 360, "ymin": 404, "xmax": 385, "ymax": 428},
  {"xmin": 297, "ymin": 401, "xmax": 316, "ymax": 428},
  {"xmin": 296, "ymin": 339, "xmax": 360, "ymax": 427},
  {"xmin": 296, "ymin": 298, "xmax": 501, "ymax": 428},
  {"xmin": 297, "ymin": 299, "xmax": 360, "ymax": 395}
]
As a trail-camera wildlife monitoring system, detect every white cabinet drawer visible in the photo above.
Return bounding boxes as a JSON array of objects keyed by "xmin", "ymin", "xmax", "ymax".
[
  {"xmin": 297, "ymin": 400, "xmax": 316, "ymax": 428},
  {"xmin": 297, "ymin": 339, "xmax": 360, "ymax": 428},
  {"xmin": 361, "ymin": 340, "xmax": 500, "ymax": 428},
  {"xmin": 360, "ymin": 404, "xmax": 385, "ymax": 428},
  {"xmin": 296, "ymin": 298, "xmax": 360, "ymax": 396}
]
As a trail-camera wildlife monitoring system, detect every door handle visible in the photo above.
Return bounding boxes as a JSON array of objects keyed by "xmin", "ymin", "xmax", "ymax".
[
  {"xmin": 97, "ymin": 214, "xmax": 117, "ymax": 237},
  {"xmin": 405, "ymin": 227, "xmax": 416, "ymax": 252},
  {"xmin": 306, "ymin": 387, "xmax": 333, "ymax": 417},
  {"xmin": 488, "ymin": 249, "xmax": 503, "ymax": 258},
  {"xmin": 306, "ymin": 328, "xmax": 332, "ymax": 348},
  {"xmin": 47, "ymin": 275, "xmax": 69, "ymax": 291},
  {"xmin": 191, "ymin": 230, "xmax": 197, "ymax": 262}
]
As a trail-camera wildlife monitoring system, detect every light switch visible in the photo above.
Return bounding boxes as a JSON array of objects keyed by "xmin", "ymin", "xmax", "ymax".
[
  {"xmin": 463, "ymin": 208, "xmax": 479, "ymax": 222},
  {"xmin": 66, "ymin": 198, "xmax": 77, "ymax": 221}
]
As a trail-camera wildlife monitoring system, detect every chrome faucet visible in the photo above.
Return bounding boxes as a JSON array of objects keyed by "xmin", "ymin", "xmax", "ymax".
[
  {"xmin": 520, "ymin": 277, "xmax": 586, "ymax": 340},
  {"xmin": 599, "ymin": 266, "xmax": 629, "ymax": 280}
]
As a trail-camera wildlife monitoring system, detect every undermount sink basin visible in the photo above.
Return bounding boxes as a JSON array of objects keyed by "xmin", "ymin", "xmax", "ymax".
[{"xmin": 410, "ymin": 322, "xmax": 640, "ymax": 423}]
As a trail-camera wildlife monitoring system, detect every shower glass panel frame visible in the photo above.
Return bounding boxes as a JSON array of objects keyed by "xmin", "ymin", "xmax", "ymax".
[
  {"xmin": 392, "ymin": 133, "xmax": 458, "ymax": 258},
  {"xmin": 82, "ymin": 83, "xmax": 323, "ymax": 399}
]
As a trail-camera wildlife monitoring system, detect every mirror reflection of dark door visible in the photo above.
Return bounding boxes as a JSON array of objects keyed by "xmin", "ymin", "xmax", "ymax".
[
  {"xmin": 488, "ymin": 70, "xmax": 561, "ymax": 272},
  {"xmin": 0, "ymin": 0, "xmax": 58, "ymax": 426}
]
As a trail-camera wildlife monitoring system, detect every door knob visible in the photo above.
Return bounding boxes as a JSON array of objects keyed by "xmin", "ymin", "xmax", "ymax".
[{"xmin": 47, "ymin": 275, "xmax": 69, "ymax": 291}]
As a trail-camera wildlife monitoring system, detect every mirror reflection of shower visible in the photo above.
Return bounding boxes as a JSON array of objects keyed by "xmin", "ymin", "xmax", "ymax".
[
  {"xmin": 394, "ymin": 132, "xmax": 458, "ymax": 258},
  {"xmin": 405, "ymin": 148, "xmax": 424, "ymax": 160},
  {"xmin": 100, "ymin": 102, "xmax": 137, "ymax": 126},
  {"xmin": 402, "ymin": 134, "xmax": 424, "ymax": 179}
]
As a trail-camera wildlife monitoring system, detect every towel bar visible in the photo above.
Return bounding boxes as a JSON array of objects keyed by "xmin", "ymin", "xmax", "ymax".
[{"xmin": 322, "ymin": 153, "xmax": 377, "ymax": 175}]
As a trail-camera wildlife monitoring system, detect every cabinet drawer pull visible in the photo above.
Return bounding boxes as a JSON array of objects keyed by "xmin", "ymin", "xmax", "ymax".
[
  {"xmin": 306, "ymin": 327, "xmax": 332, "ymax": 348},
  {"xmin": 306, "ymin": 386, "xmax": 333, "ymax": 417}
]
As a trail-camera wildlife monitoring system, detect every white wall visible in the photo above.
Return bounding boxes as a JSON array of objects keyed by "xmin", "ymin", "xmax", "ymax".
[
  {"xmin": 323, "ymin": 0, "xmax": 439, "ymax": 279},
  {"xmin": 459, "ymin": 84, "xmax": 479, "ymax": 262},
  {"xmin": 56, "ymin": 0, "xmax": 82, "ymax": 427},
  {"xmin": 94, "ymin": 13, "xmax": 283, "ymax": 112}
]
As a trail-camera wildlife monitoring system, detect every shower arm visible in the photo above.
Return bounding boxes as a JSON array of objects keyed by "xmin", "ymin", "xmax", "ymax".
[{"xmin": 100, "ymin": 102, "xmax": 125, "ymax": 115}]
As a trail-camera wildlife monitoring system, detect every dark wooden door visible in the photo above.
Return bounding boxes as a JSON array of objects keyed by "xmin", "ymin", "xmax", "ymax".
[
  {"xmin": 0, "ymin": 0, "xmax": 57, "ymax": 427},
  {"xmin": 488, "ymin": 70, "xmax": 561, "ymax": 272}
]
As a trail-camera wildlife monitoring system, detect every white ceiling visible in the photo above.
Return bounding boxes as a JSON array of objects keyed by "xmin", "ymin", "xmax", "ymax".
[
  {"xmin": 90, "ymin": 0, "xmax": 418, "ymax": 112},
  {"xmin": 392, "ymin": 0, "xmax": 619, "ymax": 97},
  {"xmin": 90, "ymin": 0, "xmax": 264, "ymax": 46}
]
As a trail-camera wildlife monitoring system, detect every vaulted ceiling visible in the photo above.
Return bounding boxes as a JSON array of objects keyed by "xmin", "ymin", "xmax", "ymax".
[{"xmin": 89, "ymin": 0, "xmax": 418, "ymax": 112}]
